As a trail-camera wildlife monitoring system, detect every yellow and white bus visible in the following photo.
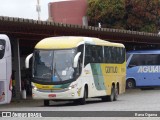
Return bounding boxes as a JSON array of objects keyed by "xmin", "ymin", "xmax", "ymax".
[{"xmin": 26, "ymin": 36, "xmax": 126, "ymax": 106}]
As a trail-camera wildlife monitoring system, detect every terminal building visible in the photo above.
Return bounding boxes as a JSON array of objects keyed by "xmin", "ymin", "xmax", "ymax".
[{"xmin": 48, "ymin": 0, "xmax": 88, "ymax": 26}]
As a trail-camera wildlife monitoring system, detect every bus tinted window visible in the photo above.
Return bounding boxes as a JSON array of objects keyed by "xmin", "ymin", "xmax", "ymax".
[
  {"xmin": 128, "ymin": 54, "xmax": 139, "ymax": 66},
  {"xmin": 129, "ymin": 54, "xmax": 160, "ymax": 66},
  {"xmin": 104, "ymin": 46, "xmax": 111, "ymax": 63},
  {"xmin": 126, "ymin": 53, "xmax": 130, "ymax": 61},
  {"xmin": 0, "ymin": 39, "xmax": 5, "ymax": 59},
  {"xmin": 104, "ymin": 46, "xmax": 125, "ymax": 64},
  {"xmin": 121, "ymin": 48, "xmax": 126, "ymax": 63},
  {"xmin": 85, "ymin": 45, "xmax": 103, "ymax": 65}
]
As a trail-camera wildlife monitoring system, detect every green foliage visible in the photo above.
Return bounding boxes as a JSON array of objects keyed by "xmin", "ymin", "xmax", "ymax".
[
  {"xmin": 140, "ymin": 24, "xmax": 157, "ymax": 33},
  {"xmin": 87, "ymin": 0, "xmax": 125, "ymax": 29},
  {"xmin": 87, "ymin": 0, "xmax": 160, "ymax": 33}
]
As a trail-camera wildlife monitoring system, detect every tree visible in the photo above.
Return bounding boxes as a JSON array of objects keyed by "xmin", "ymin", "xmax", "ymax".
[
  {"xmin": 87, "ymin": 0, "xmax": 126, "ymax": 29},
  {"xmin": 125, "ymin": 0, "xmax": 160, "ymax": 32},
  {"xmin": 87, "ymin": 0, "xmax": 160, "ymax": 33}
]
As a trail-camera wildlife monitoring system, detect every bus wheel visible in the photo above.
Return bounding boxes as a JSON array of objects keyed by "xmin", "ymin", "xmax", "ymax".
[
  {"xmin": 44, "ymin": 100, "xmax": 50, "ymax": 106},
  {"xmin": 126, "ymin": 79, "xmax": 135, "ymax": 89},
  {"xmin": 79, "ymin": 88, "xmax": 87, "ymax": 105},
  {"xmin": 101, "ymin": 86, "xmax": 115, "ymax": 102},
  {"xmin": 108, "ymin": 86, "xmax": 115, "ymax": 102},
  {"xmin": 114, "ymin": 87, "xmax": 118, "ymax": 101}
]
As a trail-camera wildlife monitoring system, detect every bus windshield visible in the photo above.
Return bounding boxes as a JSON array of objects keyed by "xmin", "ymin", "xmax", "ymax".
[
  {"xmin": 33, "ymin": 49, "xmax": 76, "ymax": 83},
  {"xmin": 126, "ymin": 53, "xmax": 130, "ymax": 61}
]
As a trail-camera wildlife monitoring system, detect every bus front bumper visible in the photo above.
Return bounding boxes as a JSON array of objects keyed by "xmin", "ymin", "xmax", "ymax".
[{"xmin": 32, "ymin": 88, "xmax": 82, "ymax": 100}]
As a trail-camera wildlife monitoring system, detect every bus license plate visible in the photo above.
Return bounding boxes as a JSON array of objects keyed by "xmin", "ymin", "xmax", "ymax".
[{"xmin": 48, "ymin": 94, "xmax": 56, "ymax": 98}]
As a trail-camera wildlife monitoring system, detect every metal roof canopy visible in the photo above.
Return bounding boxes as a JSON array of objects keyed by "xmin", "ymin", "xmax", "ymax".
[{"xmin": 0, "ymin": 16, "xmax": 160, "ymax": 45}]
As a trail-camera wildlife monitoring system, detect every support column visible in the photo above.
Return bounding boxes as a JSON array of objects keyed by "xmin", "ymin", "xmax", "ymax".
[{"xmin": 13, "ymin": 39, "xmax": 21, "ymax": 100}]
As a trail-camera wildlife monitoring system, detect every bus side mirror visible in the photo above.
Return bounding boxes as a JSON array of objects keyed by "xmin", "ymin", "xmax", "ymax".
[
  {"xmin": 25, "ymin": 53, "xmax": 33, "ymax": 69},
  {"xmin": 73, "ymin": 52, "xmax": 81, "ymax": 68}
]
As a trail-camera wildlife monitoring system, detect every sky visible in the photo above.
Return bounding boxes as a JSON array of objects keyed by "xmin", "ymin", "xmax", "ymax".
[{"xmin": 0, "ymin": 0, "xmax": 71, "ymax": 21}]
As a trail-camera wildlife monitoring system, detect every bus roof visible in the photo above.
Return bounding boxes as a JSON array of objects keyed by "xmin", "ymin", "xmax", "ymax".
[
  {"xmin": 127, "ymin": 50, "xmax": 160, "ymax": 54},
  {"xmin": 35, "ymin": 36, "xmax": 124, "ymax": 49}
]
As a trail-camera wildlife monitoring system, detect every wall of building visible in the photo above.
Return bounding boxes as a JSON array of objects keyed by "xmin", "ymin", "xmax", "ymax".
[{"xmin": 48, "ymin": 0, "xmax": 87, "ymax": 25}]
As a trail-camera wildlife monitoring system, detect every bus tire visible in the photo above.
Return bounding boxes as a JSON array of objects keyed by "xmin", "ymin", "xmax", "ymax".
[
  {"xmin": 78, "ymin": 87, "xmax": 87, "ymax": 105},
  {"xmin": 126, "ymin": 79, "xmax": 135, "ymax": 89},
  {"xmin": 107, "ymin": 86, "xmax": 115, "ymax": 102},
  {"xmin": 114, "ymin": 87, "xmax": 118, "ymax": 101},
  {"xmin": 101, "ymin": 86, "xmax": 115, "ymax": 102},
  {"xmin": 44, "ymin": 100, "xmax": 50, "ymax": 106}
]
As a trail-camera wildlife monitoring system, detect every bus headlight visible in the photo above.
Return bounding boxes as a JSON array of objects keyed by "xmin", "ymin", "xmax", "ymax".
[
  {"xmin": 69, "ymin": 83, "xmax": 77, "ymax": 90},
  {"xmin": 32, "ymin": 85, "xmax": 37, "ymax": 90},
  {"xmin": 71, "ymin": 93, "xmax": 75, "ymax": 96}
]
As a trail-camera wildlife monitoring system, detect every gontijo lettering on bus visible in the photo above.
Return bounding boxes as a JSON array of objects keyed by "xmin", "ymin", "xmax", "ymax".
[
  {"xmin": 105, "ymin": 66, "xmax": 118, "ymax": 73},
  {"xmin": 138, "ymin": 66, "xmax": 160, "ymax": 73}
]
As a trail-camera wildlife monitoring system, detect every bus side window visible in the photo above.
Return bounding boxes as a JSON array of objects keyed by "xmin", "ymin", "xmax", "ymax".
[
  {"xmin": 84, "ymin": 45, "xmax": 91, "ymax": 66},
  {"xmin": 91, "ymin": 45, "xmax": 103, "ymax": 63},
  {"xmin": 104, "ymin": 46, "xmax": 111, "ymax": 63},
  {"xmin": 116, "ymin": 47, "xmax": 121, "ymax": 63},
  {"xmin": 111, "ymin": 47, "xmax": 116, "ymax": 63},
  {"xmin": 119, "ymin": 47, "xmax": 125, "ymax": 63},
  {"xmin": 147, "ymin": 54, "xmax": 159, "ymax": 65},
  {"xmin": 128, "ymin": 54, "xmax": 140, "ymax": 68},
  {"xmin": 85, "ymin": 45, "xmax": 103, "ymax": 65},
  {"xmin": 122, "ymin": 48, "xmax": 126, "ymax": 63},
  {"xmin": 157, "ymin": 55, "xmax": 160, "ymax": 65}
]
